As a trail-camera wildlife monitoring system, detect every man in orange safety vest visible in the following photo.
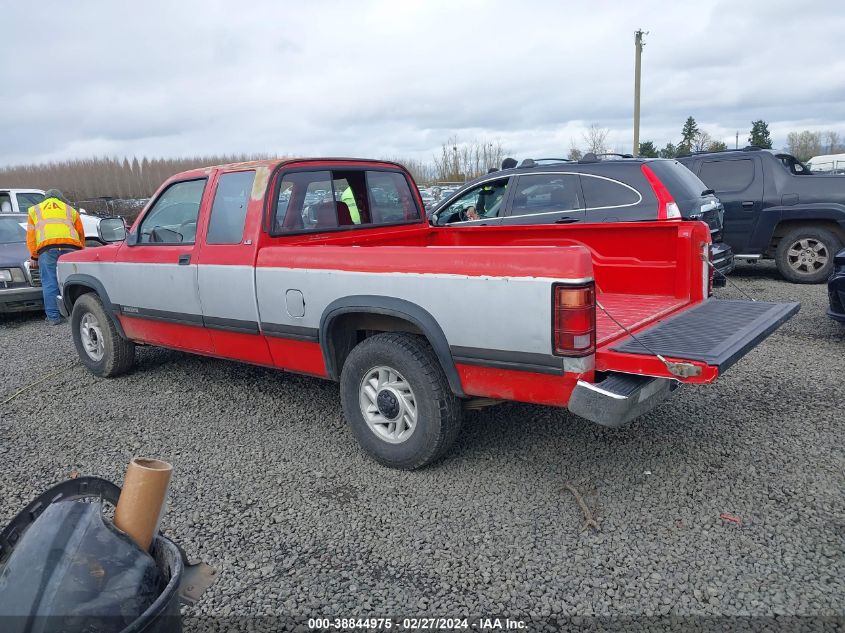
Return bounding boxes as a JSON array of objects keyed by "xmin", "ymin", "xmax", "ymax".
[{"xmin": 26, "ymin": 189, "xmax": 85, "ymax": 324}]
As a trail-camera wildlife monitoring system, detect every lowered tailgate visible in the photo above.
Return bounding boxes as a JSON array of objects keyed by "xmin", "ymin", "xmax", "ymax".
[{"xmin": 597, "ymin": 299, "xmax": 800, "ymax": 383}]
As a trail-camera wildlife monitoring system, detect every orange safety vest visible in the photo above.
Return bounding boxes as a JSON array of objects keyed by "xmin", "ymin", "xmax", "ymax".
[{"xmin": 26, "ymin": 198, "xmax": 85, "ymax": 257}]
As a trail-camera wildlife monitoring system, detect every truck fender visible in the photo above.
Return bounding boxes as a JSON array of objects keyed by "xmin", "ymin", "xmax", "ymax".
[
  {"xmin": 61, "ymin": 273, "xmax": 128, "ymax": 340},
  {"xmin": 319, "ymin": 296, "xmax": 465, "ymax": 397},
  {"xmin": 753, "ymin": 205, "xmax": 845, "ymax": 254}
]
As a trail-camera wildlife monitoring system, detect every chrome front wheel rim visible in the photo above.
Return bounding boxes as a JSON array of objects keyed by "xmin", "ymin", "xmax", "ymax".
[
  {"xmin": 80, "ymin": 312, "xmax": 105, "ymax": 362},
  {"xmin": 359, "ymin": 365, "xmax": 417, "ymax": 444},
  {"xmin": 786, "ymin": 238, "xmax": 828, "ymax": 274}
]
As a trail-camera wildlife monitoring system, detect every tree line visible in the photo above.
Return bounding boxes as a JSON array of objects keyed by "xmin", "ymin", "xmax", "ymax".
[{"xmin": 2, "ymin": 121, "xmax": 842, "ymax": 209}]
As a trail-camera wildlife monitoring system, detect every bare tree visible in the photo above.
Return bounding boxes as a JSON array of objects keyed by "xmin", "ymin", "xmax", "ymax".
[
  {"xmin": 433, "ymin": 136, "xmax": 507, "ymax": 182},
  {"xmin": 582, "ymin": 124, "xmax": 609, "ymax": 155},
  {"xmin": 693, "ymin": 130, "xmax": 713, "ymax": 153},
  {"xmin": 825, "ymin": 130, "xmax": 842, "ymax": 154},
  {"xmin": 786, "ymin": 131, "xmax": 822, "ymax": 162}
]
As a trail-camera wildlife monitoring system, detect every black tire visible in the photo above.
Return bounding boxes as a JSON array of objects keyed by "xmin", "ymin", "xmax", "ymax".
[
  {"xmin": 775, "ymin": 226, "xmax": 842, "ymax": 284},
  {"xmin": 340, "ymin": 333, "xmax": 462, "ymax": 470},
  {"xmin": 71, "ymin": 293, "xmax": 136, "ymax": 377}
]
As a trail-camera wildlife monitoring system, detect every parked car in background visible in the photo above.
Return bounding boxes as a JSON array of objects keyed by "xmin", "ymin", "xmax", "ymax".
[
  {"xmin": 0, "ymin": 213, "xmax": 42, "ymax": 313},
  {"xmin": 828, "ymin": 247, "xmax": 845, "ymax": 323},
  {"xmin": 419, "ymin": 189, "xmax": 436, "ymax": 210},
  {"xmin": 807, "ymin": 153, "xmax": 845, "ymax": 174},
  {"xmin": 0, "ymin": 188, "xmax": 121, "ymax": 247},
  {"xmin": 678, "ymin": 148, "xmax": 845, "ymax": 283},
  {"xmin": 430, "ymin": 155, "xmax": 735, "ymax": 283}
]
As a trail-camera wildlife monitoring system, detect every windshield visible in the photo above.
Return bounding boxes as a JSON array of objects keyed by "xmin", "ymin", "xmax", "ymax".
[
  {"xmin": 17, "ymin": 192, "xmax": 45, "ymax": 210},
  {"xmin": 0, "ymin": 216, "xmax": 27, "ymax": 243}
]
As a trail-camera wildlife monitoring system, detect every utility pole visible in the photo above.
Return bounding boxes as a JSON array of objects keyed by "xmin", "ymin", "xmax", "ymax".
[
  {"xmin": 735, "ymin": 131, "xmax": 739, "ymax": 149},
  {"xmin": 632, "ymin": 29, "xmax": 647, "ymax": 157}
]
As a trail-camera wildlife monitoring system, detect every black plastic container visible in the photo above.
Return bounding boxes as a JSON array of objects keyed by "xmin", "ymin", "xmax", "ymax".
[{"xmin": 0, "ymin": 477, "xmax": 184, "ymax": 633}]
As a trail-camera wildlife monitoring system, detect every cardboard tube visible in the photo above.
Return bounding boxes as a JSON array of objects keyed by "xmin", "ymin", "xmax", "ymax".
[{"xmin": 114, "ymin": 457, "xmax": 173, "ymax": 551}]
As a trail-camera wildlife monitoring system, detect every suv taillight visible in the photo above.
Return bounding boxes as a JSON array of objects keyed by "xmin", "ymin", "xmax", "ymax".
[
  {"xmin": 553, "ymin": 283, "xmax": 596, "ymax": 356},
  {"xmin": 641, "ymin": 164, "xmax": 681, "ymax": 220}
]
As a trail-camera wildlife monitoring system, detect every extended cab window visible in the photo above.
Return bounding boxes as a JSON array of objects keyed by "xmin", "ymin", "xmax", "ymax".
[
  {"xmin": 274, "ymin": 169, "xmax": 420, "ymax": 234},
  {"xmin": 510, "ymin": 174, "xmax": 581, "ymax": 216},
  {"xmin": 365, "ymin": 171, "xmax": 419, "ymax": 224},
  {"xmin": 139, "ymin": 179, "xmax": 206, "ymax": 244},
  {"xmin": 207, "ymin": 171, "xmax": 255, "ymax": 244},
  {"xmin": 435, "ymin": 177, "xmax": 509, "ymax": 224},
  {"xmin": 698, "ymin": 159, "xmax": 754, "ymax": 192},
  {"xmin": 581, "ymin": 175, "xmax": 640, "ymax": 208}
]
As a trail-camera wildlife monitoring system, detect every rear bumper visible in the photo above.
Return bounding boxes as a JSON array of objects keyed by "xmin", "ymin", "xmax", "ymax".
[{"xmin": 568, "ymin": 373, "xmax": 680, "ymax": 428}]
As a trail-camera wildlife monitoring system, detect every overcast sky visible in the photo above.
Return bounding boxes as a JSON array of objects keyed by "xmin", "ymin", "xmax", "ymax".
[{"xmin": 1, "ymin": 0, "xmax": 843, "ymax": 167}]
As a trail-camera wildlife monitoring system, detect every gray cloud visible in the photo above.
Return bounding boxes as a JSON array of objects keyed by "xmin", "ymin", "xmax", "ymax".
[{"xmin": 0, "ymin": 0, "xmax": 842, "ymax": 167}]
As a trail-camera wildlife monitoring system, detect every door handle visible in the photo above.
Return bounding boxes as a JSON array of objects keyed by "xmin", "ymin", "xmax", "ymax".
[
  {"xmin": 178, "ymin": 254, "xmax": 191, "ymax": 265},
  {"xmin": 555, "ymin": 217, "xmax": 579, "ymax": 224},
  {"xmin": 741, "ymin": 201, "xmax": 754, "ymax": 209}
]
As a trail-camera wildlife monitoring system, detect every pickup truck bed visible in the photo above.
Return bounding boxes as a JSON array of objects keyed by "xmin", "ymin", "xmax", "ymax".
[{"xmin": 56, "ymin": 158, "xmax": 799, "ymax": 469}]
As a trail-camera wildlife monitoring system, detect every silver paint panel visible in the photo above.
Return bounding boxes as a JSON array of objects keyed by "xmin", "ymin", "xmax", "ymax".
[
  {"xmin": 256, "ymin": 268, "xmax": 573, "ymax": 355},
  {"xmin": 59, "ymin": 260, "xmax": 203, "ymax": 315}
]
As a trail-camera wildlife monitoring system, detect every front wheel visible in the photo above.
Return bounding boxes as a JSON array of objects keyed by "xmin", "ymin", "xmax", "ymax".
[
  {"xmin": 775, "ymin": 227, "xmax": 841, "ymax": 284},
  {"xmin": 71, "ymin": 293, "xmax": 136, "ymax": 377},
  {"xmin": 340, "ymin": 333, "xmax": 462, "ymax": 469}
]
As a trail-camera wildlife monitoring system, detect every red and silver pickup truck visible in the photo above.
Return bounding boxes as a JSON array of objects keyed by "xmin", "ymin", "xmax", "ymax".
[{"xmin": 57, "ymin": 158, "xmax": 799, "ymax": 469}]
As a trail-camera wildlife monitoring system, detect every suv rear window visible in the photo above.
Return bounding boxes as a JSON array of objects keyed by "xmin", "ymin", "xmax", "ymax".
[
  {"xmin": 648, "ymin": 160, "xmax": 711, "ymax": 200},
  {"xmin": 699, "ymin": 159, "xmax": 754, "ymax": 192}
]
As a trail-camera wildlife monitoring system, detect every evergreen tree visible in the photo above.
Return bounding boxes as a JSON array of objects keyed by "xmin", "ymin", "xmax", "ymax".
[
  {"xmin": 658, "ymin": 142, "xmax": 677, "ymax": 159},
  {"xmin": 678, "ymin": 117, "xmax": 699, "ymax": 154},
  {"xmin": 748, "ymin": 120, "xmax": 773, "ymax": 148},
  {"xmin": 638, "ymin": 141, "xmax": 658, "ymax": 157}
]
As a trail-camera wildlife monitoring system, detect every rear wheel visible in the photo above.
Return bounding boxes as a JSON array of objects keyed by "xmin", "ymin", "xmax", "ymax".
[
  {"xmin": 71, "ymin": 293, "xmax": 135, "ymax": 377},
  {"xmin": 775, "ymin": 227, "xmax": 841, "ymax": 283},
  {"xmin": 340, "ymin": 333, "xmax": 462, "ymax": 469}
]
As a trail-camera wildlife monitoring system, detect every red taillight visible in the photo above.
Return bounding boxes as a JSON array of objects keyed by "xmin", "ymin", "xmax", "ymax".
[
  {"xmin": 553, "ymin": 284, "xmax": 596, "ymax": 356},
  {"xmin": 641, "ymin": 164, "xmax": 681, "ymax": 220}
]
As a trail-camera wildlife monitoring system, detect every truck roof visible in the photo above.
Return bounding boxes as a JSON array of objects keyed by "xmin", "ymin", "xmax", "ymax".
[{"xmin": 168, "ymin": 157, "xmax": 411, "ymax": 181}]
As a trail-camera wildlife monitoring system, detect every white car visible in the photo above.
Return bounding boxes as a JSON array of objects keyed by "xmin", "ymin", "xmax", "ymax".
[{"xmin": 0, "ymin": 188, "xmax": 113, "ymax": 246}]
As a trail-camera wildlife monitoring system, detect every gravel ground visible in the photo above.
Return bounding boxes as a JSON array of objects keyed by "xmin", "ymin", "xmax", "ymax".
[{"xmin": 1, "ymin": 261, "xmax": 843, "ymax": 631}]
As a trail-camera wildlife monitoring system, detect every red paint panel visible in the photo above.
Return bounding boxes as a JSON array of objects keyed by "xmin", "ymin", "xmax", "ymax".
[
  {"xmin": 257, "ymin": 244, "xmax": 594, "ymax": 280},
  {"xmin": 266, "ymin": 338, "xmax": 328, "ymax": 377},
  {"xmin": 208, "ymin": 330, "xmax": 273, "ymax": 365},
  {"xmin": 456, "ymin": 364, "xmax": 579, "ymax": 407},
  {"xmin": 595, "ymin": 349, "xmax": 718, "ymax": 384},
  {"xmin": 118, "ymin": 315, "xmax": 214, "ymax": 353}
]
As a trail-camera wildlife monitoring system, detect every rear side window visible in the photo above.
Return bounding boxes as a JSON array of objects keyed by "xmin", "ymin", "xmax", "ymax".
[
  {"xmin": 511, "ymin": 174, "xmax": 582, "ymax": 216},
  {"xmin": 699, "ymin": 159, "xmax": 754, "ymax": 192},
  {"xmin": 207, "ymin": 171, "xmax": 255, "ymax": 244},
  {"xmin": 366, "ymin": 171, "xmax": 421, "ymax": 224},
  {"xmin": 581, "ymin": 175, "xmax": 640, "ymax": 208},
  {"xmin": 274, "ymin": 169, "xmax": 421, "ymax": 234},
  {"xmin": 139, "ymin": 179, "xmax": 206, "ymax": 244}
]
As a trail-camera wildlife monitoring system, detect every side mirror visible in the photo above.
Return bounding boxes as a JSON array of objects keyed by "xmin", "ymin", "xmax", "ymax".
[{"xmin": 98, "ymin": 217, "xmax": 127, "ymax": 243}]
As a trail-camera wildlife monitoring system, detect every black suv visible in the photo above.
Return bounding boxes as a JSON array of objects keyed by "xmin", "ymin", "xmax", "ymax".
[
  {"xmin": 678, "ymin": 147, "xmax": 845, "ymax": 283},
  {"xmin": 430, "ymin": 155, "xmax": 734, "ymax": 279}
]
